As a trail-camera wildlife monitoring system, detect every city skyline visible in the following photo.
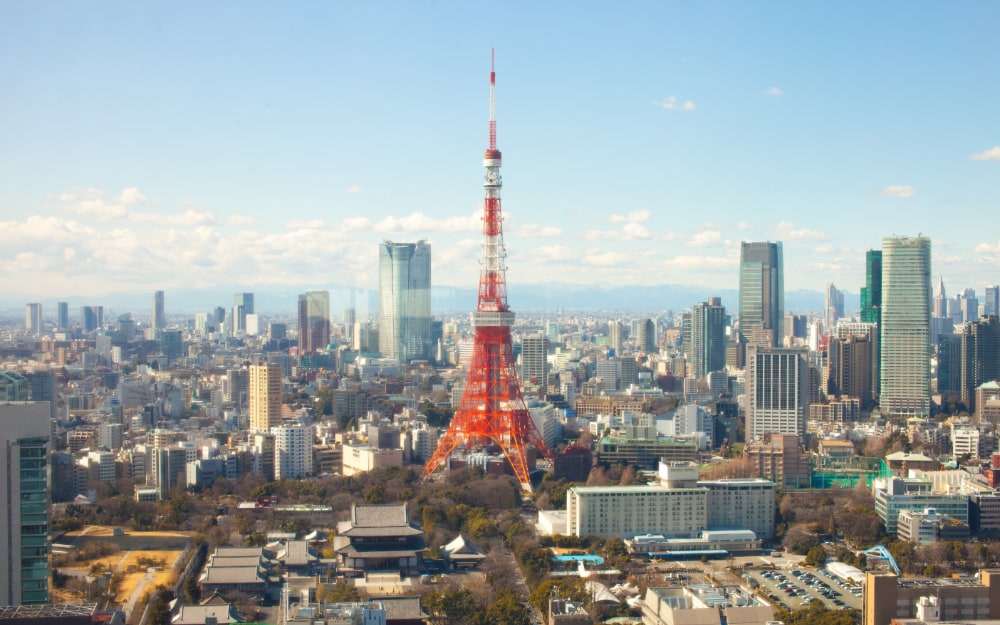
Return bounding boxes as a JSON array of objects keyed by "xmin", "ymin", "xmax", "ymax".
[{"xmin": 2, "ymin": 3, "xmax": 1000, "ymax": 300}]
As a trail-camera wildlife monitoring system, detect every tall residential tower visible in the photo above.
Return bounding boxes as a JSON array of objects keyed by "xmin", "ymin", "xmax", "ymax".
[{"xmin": 880, "ymin": 236, "xmax": 932, "ymax": 416}]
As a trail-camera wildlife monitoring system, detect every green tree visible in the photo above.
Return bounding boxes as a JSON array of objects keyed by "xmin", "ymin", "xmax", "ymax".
[
  {"xmin": 181, "ymin": 575, "xmax": 201, "ymax": 604},
  {"xmin": 481, "ymin": 588, "xmax": 531, "ymax": 625},
  {"xmin": 805, "ymin": 545, "xmax": 827, "ymax": 567},
  {"xmin": 424, "ymin": 588, "xmax": 479, "ymax": 625}
]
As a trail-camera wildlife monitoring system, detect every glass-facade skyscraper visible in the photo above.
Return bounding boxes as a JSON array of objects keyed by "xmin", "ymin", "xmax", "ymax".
[
  {"xmin": 880, "ymin": 235, "xmax": 931, "ymax": 416},
  {"xmin": 860, "ymin": 250, "xmax": 883, "ymax": 325},
  {"xmin": 298, "ymin": 290, "xmax": 331, "ymax": 354},
  {"xmin": 378, "ymin": 240, "xmax": 431, "ymax": 362},
  {"xmin": 0, "ymin": 403, "xmax": 50, "ymax": 605},
  {"xmin": 739, "ymin": 241, "xmax": 783, "ymax": 347}
]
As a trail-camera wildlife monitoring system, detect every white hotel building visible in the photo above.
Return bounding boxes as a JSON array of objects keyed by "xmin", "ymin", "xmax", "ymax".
[{"xmin": 561, "ymin": 462, "xmax": 775, "ymax": 540}]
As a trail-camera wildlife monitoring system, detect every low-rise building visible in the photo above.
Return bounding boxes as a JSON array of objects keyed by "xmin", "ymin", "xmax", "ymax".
[{"xmin": 864, "ymin": 569, "xmax": 1000, "ymax": 625}]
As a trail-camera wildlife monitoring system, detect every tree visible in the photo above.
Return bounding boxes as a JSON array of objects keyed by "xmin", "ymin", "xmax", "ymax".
[
  {"xmin": 424, "ymin": 588, "xmax": 479, "ymax": 625},
  {"xmin": 481, "ymin": 588, "xmax": 531, "ymax": 625},
  {"xmin": 181, "ymin": 575, "xmax": 201, "ymax": 604},
  {"xmin": 805, "ymin": 545, "xmax": 827, "ymax": 567}
]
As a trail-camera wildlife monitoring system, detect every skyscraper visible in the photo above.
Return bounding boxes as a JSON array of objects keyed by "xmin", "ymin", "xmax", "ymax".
[
  {"xmin": 56, "ymin": 302, "xmax": 69, "ymax": 331},
  {"xmin": 520, "ymin": 334, "xmax": 549, "ymax": 385},
  {"xmin": 880, "ymin": 235, "xmax": 932, "ymax": 417},
  {"xmin": 986, "ymin": 286, "xmax": 1000, "ymax": 317},
  {"xmin": 608, "ymin": 320, "xmax": 625, "ymax": 356},
  {"xmin": 24, "ymin": 303, "xmax": 42, "ymax": 335},
  {"xmin": 378, "ymin": 240, "xmax": 432, "ymax": 362},
  {"xmin": 746, "ymin": 346, "xmax": 809, "ymax": 442},
  {"xmin": 960, "ymin": 315, "xmax": 1000, "ymax": 415},
  {"xmin": 298, "ymin": 291, "xmax": 331, "ymax": 354},
  {"xmin": 825, "ymin": 283, "xmax": 844, "ymax": 335},
  {"xmin": 636, "ymin": 318, "xmax": 657, "ymax": 353},
  {"xmin": 233, "ymin": 292, "xmax": 254, "ymax": 336},
  {"xmin": 152, "ymin": 290, "xmax": 165, "ymax": 330},
  {"xmin": 0, "ymin": 403, "xmax": 50, "ymax": 605},
  {"xmin": 739, "ymin": 241, "xmax": 783, "ymax": 347},
  {"xmin": 688, "ymin": 297, "xmax": 727, "ymax": 379},
  {"xmin": 249, "ymin": 363, "xmax": 282, "ymax": 432},
  {"xmin": 860, "ymin": 250, "xmax": 883, "ymax": 325},
  {"xmin": 828, "ymin": 323, "xmax": 878, "ymax": 410},
  {"xmin": 80, "ymin": 305, "xmax": 103, "ymax": 332}
]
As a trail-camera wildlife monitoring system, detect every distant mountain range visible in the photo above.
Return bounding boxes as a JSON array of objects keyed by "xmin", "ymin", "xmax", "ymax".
[{"xmin": 0, "ymin": 283, "xmax": 860, "ymax": 321}]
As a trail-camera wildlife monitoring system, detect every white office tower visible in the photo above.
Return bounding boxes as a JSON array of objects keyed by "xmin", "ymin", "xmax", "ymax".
[
  {"xmin": 0, "ymin": 403, "xmax": 50, "ymax": 605},
  {"xmin": 880, "ymin": 236, "xmax": 932, "ymax": 417},
  {"xmin": 745, "ymin": 346, "xmax": 809, "ymax": 442},
  {"xmin": 272, "ymin": 426, "xmax": 313, "ymax": 479}
]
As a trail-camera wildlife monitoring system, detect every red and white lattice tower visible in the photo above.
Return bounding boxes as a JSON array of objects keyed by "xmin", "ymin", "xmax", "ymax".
[{"xmin": 425, "ymin": 51, "xmax": 552, "ymax": 491}]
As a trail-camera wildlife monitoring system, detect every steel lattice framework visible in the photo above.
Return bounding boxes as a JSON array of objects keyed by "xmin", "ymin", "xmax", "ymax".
[{"xmin": 425, "ymin": 51, "xmax": 552, "ymax": 491}]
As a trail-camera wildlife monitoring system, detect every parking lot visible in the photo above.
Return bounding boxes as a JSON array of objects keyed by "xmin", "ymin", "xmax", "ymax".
[{"xmin": 742, "ymin": 566, "xmax": 863, "ymax": 612}]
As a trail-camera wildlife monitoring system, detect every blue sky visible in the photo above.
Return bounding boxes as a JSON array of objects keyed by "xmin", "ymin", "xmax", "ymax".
[{"xmin": 2, "ymin": 1, "xmax": 999, "ymax": 304}]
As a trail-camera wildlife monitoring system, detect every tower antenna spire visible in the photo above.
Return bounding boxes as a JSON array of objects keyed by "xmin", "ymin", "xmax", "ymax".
[{"xmin": 489, "ymin": 48, "xmax": 497, "ymax": 152}]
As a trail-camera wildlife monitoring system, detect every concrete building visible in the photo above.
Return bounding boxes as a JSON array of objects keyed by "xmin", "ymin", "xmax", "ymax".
[
  {"xmin": 961, "ymin": 316, "xmax": 1000, "ymax": 415},
  {"xmin": 273, "ymin": 425, "xmax": 313, "ymax": 479},
  {"xmin": 249, "ymin": 363, "xmax": 282, "ymax": 432},
  {"xmin": 562, "ymin": 461, "xmax": 773, "ymax": 541},
  {"xmin": 897, "ymin": 507, "xmax": 969, "ymax": 544},
  {"xmin": 745, "ymin": 346, "xmax": 809, "ymax": 442},
  {"xmin": 0, "ymin": 403, "xmax": 50, "ymax": 605},
  {"xmin": 744, "ymin": 433, "xmax": 810, "ymax": 488},
  {"xmin": 686, "ymin": 297, "xmax": 727, "ymax": 379},
  {"xmin": 342, "ymin": 443, "xmax": 403, "ymax": 477},
  {"xmin": 828, "ymin": 323, "xmax": 878, "ymax": 410},
  {"xmin": 864, "ymin": 569, "xmax": 1000, "ymax": 625},
  {"xmin": 873, "ymin": 476, "xmax": 970, "ymax": 536},
  {"xmin": 700, "ymin": 478, "xmax": 776, "ymax": 540},
  {"xmin": 643, "ymin": 585, "xmax": 774, "ymax": 625},
  {"xmin": 565, "ymin": 484, "xmax": 707, "ymax": 539},
  {"xmin": 880, "ymin": 235, "xmax": 932, "ymax": 417},
  {"xmin": 521, "ymin": 333, "xmax": 549, "ymax": 386}
]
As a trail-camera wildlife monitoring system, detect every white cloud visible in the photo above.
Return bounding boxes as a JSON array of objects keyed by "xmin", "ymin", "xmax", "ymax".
[
  {"xmin": 524, "ymin": 244, "xmax": 574, "ymax": 262},
  {"xmin": 585, "ymin": 251, "xmax": 632, "ymax": 267},
  {"xmin": 117, "ymin": 187, "xmax": 147, "ymax": 206},
  {"xmin": 132, "ymin": 208, "xmax": 219, "ymax": 226},
  {"xmin": 814, "ymin": 244, "xmax": 834, "ymax": 254},
  {"xmin": 686, "ymin": 230, "xmax": 723, "ymax": 248},
  {"xmin": 975, "ymin": 241, "xmax": 1000, "ymax": 254},
  {"xmin": 877, "ymin": 185, "xmax": 916, "ymax": 198},
  {"xmin": 373, "ymin": 211, "xmax": 479, "ymax": 234},
  {"xmin": 656, "ymin": 96, "xmax": 696, "ymax": 111},
  {"xmin": 970, "ymin": 146, "xmax": 1000, "ymax": 161},
  {"xmin": 772, "ymin": 221, "xmax": 828, "ymax": 241},
  {"xmin": 516, "ymin": 224, "xmax": 563, "ymax": 237},
  {"xmin": 347, "ymin": 184, "xmax": 364, "ymax": 193},
  {"xmin": 762, "ymin": 87, "xmax": 784, "ymax": 96},
  {"xmin": 663, "ymin": 255, "xmax": 739, "ymax": 271},
  {"xmin": 622, "ymin": 222, "xmax": 652, "ymax": 239},
  {"xmin": 734, "ymin": 221, "xmax": 752, "ymax": 231},
  {"xmin": 610, "ymin": 209, "xmax": 650, "ymax": 224}
]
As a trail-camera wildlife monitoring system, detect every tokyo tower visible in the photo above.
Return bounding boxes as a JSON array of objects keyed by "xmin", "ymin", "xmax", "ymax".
[{"xmin": 425, "ymin": 51, "xmax": 552, "ymax": 491}]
